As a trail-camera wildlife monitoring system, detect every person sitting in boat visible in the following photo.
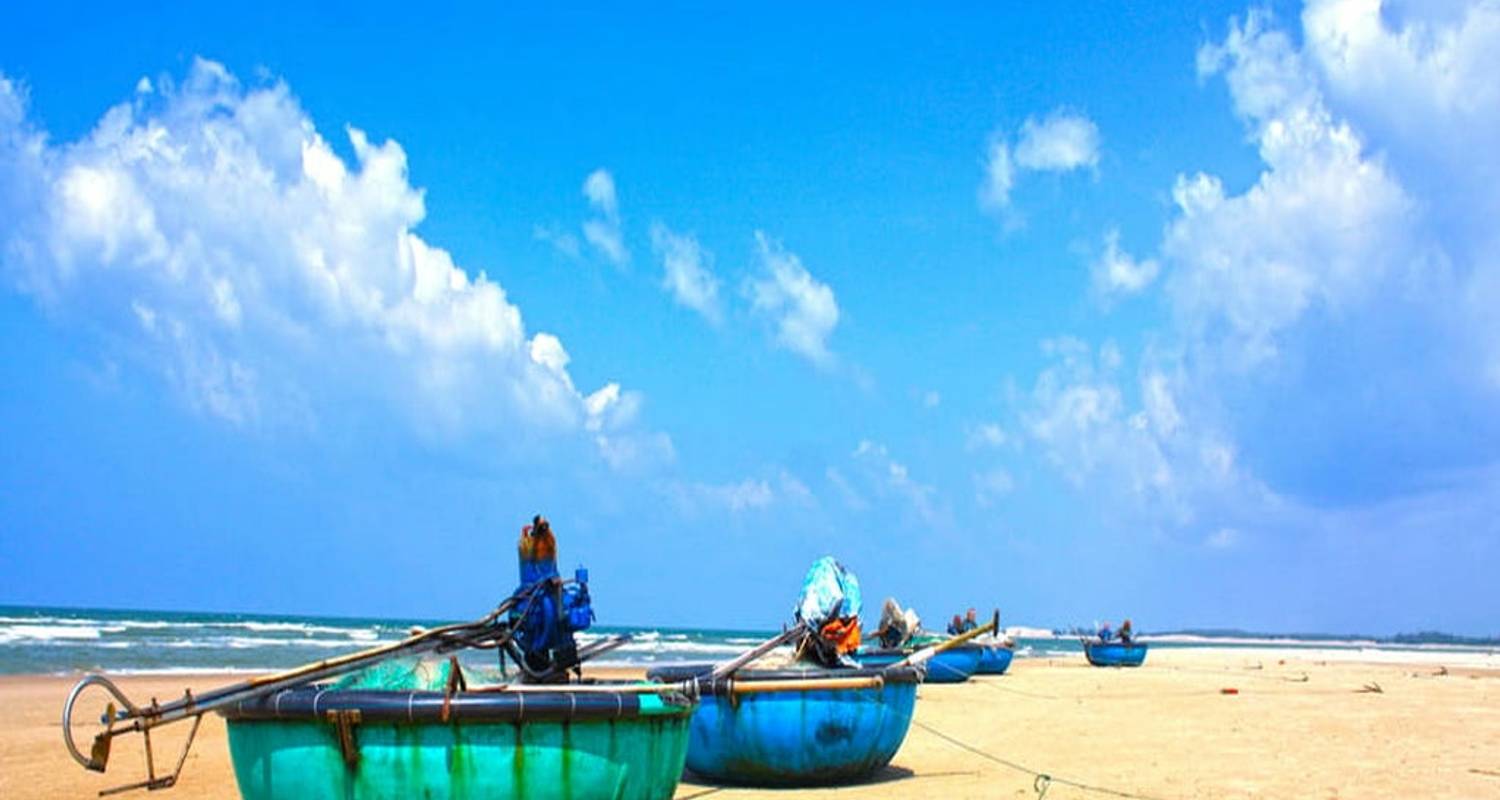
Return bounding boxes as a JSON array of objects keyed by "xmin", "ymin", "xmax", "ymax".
[
  {"xmin": 1119, "ymin": 619, "xmax": 1134, "ymax": 644},
  {"xmin": 962, "ymin": 608, "xmax": 979, "ymax": 632},
  {"xmin": 872, "ymin": 597, "xmax": 919, "ymax": 649},
  {"xmin": 1097, "ymin": 622, "xmax": 1115, "ymax": 642},
  {"xmin": 946, "ymin": 614, "xmax": 964, "ymax": 635}
]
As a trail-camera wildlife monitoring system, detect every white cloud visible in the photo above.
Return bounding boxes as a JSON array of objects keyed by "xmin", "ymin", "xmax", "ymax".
[
  {"xmin": 922, "ymin": 390, "xmax": 941, "ymax": 409},
  {"xmin": 650, "ymin": 223, "xmax": 722, "ymax": 324},
  {"xmin": 0, "ymin": 60, "xmax": 651, "ymax": 465},
  {"xmin": 1014, "ymin": 109, "xmax": 1101, "ymax": 172},
  {"xmin": 664, "ymin": 469, "xmax": 814, "ymax": 517},
  {"xmin": 533, "ymin": 223, "xmax": 581, "ymax": 259},
  {"xmin": 978, "ymin": 136, "xmax": 1014, "ymax": 209},
  {"xmin": 851, "ymin": 439, "xmax": 945, "ymax": 526},
  {"xmin": 1093, "ymin": 229, "xmax": 1160, "ymax": 297},
  {"xmin": 825, "ymin": 466, "xmax": 869, "ymax": 512},
  {"xmin": 1014, "ymin": 2, "xmax": 1500, "ymax": 540},
  {"xmin": 1204, "ymin": 527, "xmax": 1240, "ymax": 549},
  {"xmin": 973, "ymin": 468, "xmax": 1016, "ymax": 508},
  {"xmin": 581, "ymin": 168, "xmax": 628, "ymax": 266},
  {"xmin": 980, "ymin": 108, "xmax": 1100, "ymax": 215},
  {"xmin": 746, "ymin": 231, "xmax": 840, "ymax": 366},
  {"xmin": 1175, "ymin": 8, "xmax": 1414, "ymax": 369},
  {"xmin": 967, "ymin": 422, "xmax": 1010, "ymax": 450}
]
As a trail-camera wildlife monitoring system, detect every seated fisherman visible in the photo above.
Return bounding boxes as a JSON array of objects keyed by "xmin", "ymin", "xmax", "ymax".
[
  {"xmin": 1119, "ymin": 619, "xmax": 1134, "ymax": 644},
  {"xmin": 1097, "ymin": 622, "xmax": 1115, "ymax": 642},
  {"xmin": 872, "ymin": 597, "xmax": 917, "ymax": 649},
  {"xmin": 962, "ymin": 608, "xmax": 979, "ymax": 632},
  {"xmin": 947, "ymin": 614, "xmax": 964, "ymax": 635}
]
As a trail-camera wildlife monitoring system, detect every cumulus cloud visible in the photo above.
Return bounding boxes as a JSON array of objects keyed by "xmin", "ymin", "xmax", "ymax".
[
  {"xmin": 1021, "ymin": 337, "xmax": 1249, "ymax": 526},
  {"xmin": 1014, "ymin": 109, "xmax": 1101, "ymax": 172},
  {"xmin": 581, "ymin": 168, "xmax": 628, "ymax": 266},
  {"xmin": 979, "ymin": 108, "xmax": 1100, "ymax": 213},
  {"xmin": 0, "ymin": 59, "xmax": 653, "ymax": 464},
  {"xmin": 1093, "ymin": 229, "xmax": 1160, "ymax": 297},
  {"xmin": 664, "ymin": 469, "xmax": 814, "ymax": 517},
  {"xmin": 1015, "ymin": 1, "xmax": 1500, "ymax": 539},
  {"xmin": 649, "ymin": 223, "xmax": 722, "ymax": 324},
  {"xmin": 746, "ymin": 232, "xmax": 840, "ymax": 366}
]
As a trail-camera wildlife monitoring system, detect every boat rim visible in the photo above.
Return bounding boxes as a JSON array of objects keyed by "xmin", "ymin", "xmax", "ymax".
[{"xmin": 218, "ymin": 685, "xmax": 696, "ymax": 724}]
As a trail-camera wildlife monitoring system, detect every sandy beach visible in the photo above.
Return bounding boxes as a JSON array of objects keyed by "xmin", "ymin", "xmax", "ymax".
[{"xmin": 3, "ymin": 648, "xmax": 1496, "ymax": 799}]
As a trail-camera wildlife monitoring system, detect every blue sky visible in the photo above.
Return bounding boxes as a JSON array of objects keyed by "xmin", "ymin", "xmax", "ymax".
[{"xmin": 2, "ymin": 1, "xmax": 1496, "ymax": 635}]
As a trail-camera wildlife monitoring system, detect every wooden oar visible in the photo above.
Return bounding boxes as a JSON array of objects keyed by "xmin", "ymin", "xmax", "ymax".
[
  {"xmin": 893, "ymin": 620, "xmax": 997, "ymax": 669},
  {"xmin": 707, "ymin": 623, "xmax": 807, "ymax": 680},
  {"xmin": 476, "ymin": 673, "xmax": 884, "ymax": 696},
  {"xmin": 728, "ymin": 675, "xmax": 883, "ymax": 695},
  {"xmin": 60, "ymin": 583, "xmax": 559, "ymax": 791}
]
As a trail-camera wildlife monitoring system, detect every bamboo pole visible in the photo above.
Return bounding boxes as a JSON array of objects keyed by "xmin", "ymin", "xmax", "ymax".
[
  {"xmin": 708, "ymin": 624, "xmax": 806, "ymax": 680},
  {"xmin": 729, "ymin": 675, "xmax": 883, "ymax": 695},
  {"xmin": 894, "ymin": 620, "xmax": 997, "ymax": 669}
]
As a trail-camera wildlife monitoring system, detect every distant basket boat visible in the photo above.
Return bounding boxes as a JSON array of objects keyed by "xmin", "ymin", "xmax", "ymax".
[
  {"xmin": 1083, "ymin": 640, "xmax": 1148, "ymax": 667},
  {"xmin": 219, "ymin": 684, "xmax": 696, "ymax": 800},
  {"xmin": 646, "ymin": 664, "xmax": 922, "ymax": 786},
  {"xmin": 975, "ymin": 643, "xmax": 1015, "ymax": 675},
  {"xmin": 856, "ymin": 643, "xmax": 983, "ymax": 683}
]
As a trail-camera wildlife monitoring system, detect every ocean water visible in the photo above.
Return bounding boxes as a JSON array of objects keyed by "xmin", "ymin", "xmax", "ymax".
[
  {"xmin": 1, "ymin": 605, "xmax": 1489, "ymax": 676},
  {"xmin": 0, "ymin": 605, "xmax": 784, "ymax": 675}
]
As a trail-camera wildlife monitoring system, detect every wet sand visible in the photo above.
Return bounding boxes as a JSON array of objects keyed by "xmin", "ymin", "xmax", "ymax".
[{"xmin": 3, "ymin": 648, "xmax": 1497, "ymax": 799}]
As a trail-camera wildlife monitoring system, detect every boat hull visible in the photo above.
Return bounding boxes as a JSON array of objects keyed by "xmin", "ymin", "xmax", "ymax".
[
  {"xmin": 856, "ymin": 644, "xmax": 982, "ymax": 683},
  {"xmin": 647, "ymin": 665, "xmax": 921, "ymax": 786},
  {"xmin": 975, "ymin": 644, "xmax": 1014, "ymax": 675},
  {"xmin": 220, "ymin": 687, "xmax": 695, "ymax": 800},
  {"xmin": 1083, "ymin": 641, "xmax": 1148, "ymax": 667}
]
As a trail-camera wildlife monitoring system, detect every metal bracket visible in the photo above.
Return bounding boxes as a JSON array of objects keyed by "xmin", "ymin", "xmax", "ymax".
[{"xmin": 326, "ymin": 710, "xmax": 362, "ymax": 769}]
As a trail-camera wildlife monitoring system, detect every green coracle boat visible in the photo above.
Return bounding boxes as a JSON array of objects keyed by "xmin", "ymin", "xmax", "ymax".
[
  {"xmin": 62, "ymin": 519, "xmax": 702, "ymax": 799},
  {"xmin": 218, "ymin": 657, "xmax": 695, "ymax": 800}
]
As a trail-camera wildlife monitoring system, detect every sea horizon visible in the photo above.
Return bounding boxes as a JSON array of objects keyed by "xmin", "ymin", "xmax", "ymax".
[{"xmin": 4, "ymin": 602, "xmax": 1494, "ymax": 677}]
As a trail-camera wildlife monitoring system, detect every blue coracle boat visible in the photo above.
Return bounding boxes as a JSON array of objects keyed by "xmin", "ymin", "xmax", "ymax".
[
  {"xmin": 855, "ymin": 644, "xmax": 982, "ymax": 683},
  {"xmin": 1083, "ymin": 641, "xmax": 1148, "ymax": 667},
  {"xmin": 975, "ymin": 643, "xmax": 1014, "ymax": 675},
  {"xmin": 646, "ymin": 664, "xmax": 922, "ymax": 786}
]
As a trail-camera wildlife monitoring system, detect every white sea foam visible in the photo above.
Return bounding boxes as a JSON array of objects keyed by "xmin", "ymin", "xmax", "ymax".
[
  {"xmin": 223, "ymin": 637, "xmax": 400, "ymax": 650},
  {"xmin": 0, "ymin": 624, "xmax": 107, "ymax": 642}
]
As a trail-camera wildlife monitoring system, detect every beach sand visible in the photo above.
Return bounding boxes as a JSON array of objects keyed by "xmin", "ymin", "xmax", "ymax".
[{"xmin": 3, "ymin": 648, "xmax": 1496, "ymax": 799}]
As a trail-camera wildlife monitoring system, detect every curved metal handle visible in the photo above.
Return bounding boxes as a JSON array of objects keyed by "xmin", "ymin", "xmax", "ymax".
[{"xmin": 62, "ymin": 674, "xmax": 138, "ymax": 772}]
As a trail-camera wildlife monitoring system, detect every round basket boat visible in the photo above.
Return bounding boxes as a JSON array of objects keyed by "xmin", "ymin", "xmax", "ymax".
[
  {"xmin": 219, "ymin": 685, "xmax": 696, "ymax": 800},
  {"xmin": 1083, "ymin": 641, "xmax": 1148, "ymax": 667},
  {"xmin": 856, "ymin": 644, "xmax": 983, "ymax": 683},
  {"xmin": 975, "ymin": 643, "xmax": 1015, "ymax": 675},
  {"xmin": 645, "ymin": 664, "xmax": 922, "ymax": 787}
]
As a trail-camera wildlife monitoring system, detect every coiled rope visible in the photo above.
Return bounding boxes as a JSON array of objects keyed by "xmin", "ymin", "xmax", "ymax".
[{"xmin": 912, "ymin": 719, "xmax": 1172, "ymax": 800}]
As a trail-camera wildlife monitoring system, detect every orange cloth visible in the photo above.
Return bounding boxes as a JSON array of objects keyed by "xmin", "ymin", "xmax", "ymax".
[
  {"xmin": 519, "ymin": 523, "xmax": 557, "ymax": 562},
  {"xmin": 819, "ymin": 618, "xmax": 862, "ymax": 655}
]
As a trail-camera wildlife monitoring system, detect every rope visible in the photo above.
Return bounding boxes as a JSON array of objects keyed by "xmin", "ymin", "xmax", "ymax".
[{"xmin": 912, "ymin": 719, "xmax": 1171, "ymax": 800}]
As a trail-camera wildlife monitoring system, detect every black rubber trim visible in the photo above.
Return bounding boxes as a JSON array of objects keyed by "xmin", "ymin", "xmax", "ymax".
[
  {"xmin": 645, "ymin": 664, "xmax": 923, "ymax": 695},
  {"xmin": 218, "ymin": 687, "xmax": 692, "ymax": 723}
]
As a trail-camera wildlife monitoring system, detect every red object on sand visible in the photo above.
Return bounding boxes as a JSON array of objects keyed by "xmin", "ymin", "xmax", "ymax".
[{"xmin": 1221, "ymin": 687, "xmax": 1239, "ymax": 695}]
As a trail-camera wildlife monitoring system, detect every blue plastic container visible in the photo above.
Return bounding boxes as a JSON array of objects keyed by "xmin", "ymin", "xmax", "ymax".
[
  {"xmin": 855, "ymin": 644, "xmax": 982, "ymax": 683},
  {"xmin": 975, "ymin": 644, "xmax": 1014, "ymax": 675},
  {"xmin": 1083, "ymin": 641, "xmax": 1148, "ymax": 667},
  {"xmin": 646, "ymin": 665, "xmax": 921, "ymax": 786}
]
